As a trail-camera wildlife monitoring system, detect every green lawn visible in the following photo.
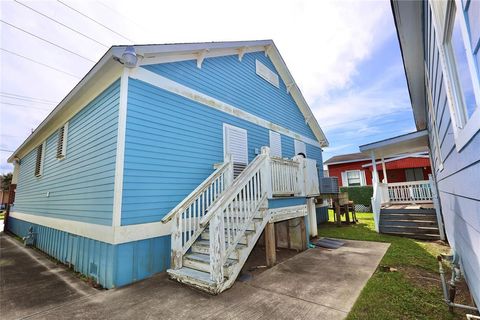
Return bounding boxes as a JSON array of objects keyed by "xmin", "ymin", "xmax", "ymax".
[{"xmin": 318, "ymin": 212, "xmax": 473, "ymax": 320}]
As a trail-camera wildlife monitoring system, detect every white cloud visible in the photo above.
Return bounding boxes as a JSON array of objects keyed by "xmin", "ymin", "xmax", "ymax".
[{"xmin": 1, "ymin": 0, "xmax": 396, "ymax": 173}]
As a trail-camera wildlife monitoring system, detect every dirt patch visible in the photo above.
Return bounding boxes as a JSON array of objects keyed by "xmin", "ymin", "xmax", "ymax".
[{"xmin": 400, "ymin": 266, "xmax": 478, "ymax": 317}]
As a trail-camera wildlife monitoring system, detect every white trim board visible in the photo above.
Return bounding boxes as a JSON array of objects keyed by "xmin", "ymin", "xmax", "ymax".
[
  {"xmin": 112, "ymin": 68, "xmax": 129, "ymax": 227},
  {"xmin": 9, "ymin": 211, "xmax": 173, "ymax": 245},
  {"xmin": 129, "ymin": 67, "xmax": 322, "ymax": 148}
]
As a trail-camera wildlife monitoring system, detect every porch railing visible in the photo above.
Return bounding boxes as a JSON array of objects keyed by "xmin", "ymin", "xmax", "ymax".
[
  {"xmin": 270, "ymin": 157, "xmax": 301, "ymax": 196},
  {"xmin": 387, "ymin": 180, "xmax": 433, "ymax": 203}
]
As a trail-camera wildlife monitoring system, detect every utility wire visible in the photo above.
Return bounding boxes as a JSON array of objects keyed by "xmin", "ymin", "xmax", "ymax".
[
  {"xmin": 14, "ymin": 0, "xmax": 109, "ymax": 49},
  {"xmin": 0, "ymin": 19, "xmax": 96, "ymax": 63},
  {"xmin": 0, "ymin": 149, "xmax": 15, "ymax": 153},
  {"xmin": 0, "ymin": 102, "xmax": 52, "ymax": 111},
  {"xmin": 0, "ymin": 48, "xmax": 82, "ymax": 79},
  {"xmin": 0, "ymin": 93, "xmax": 58, "ymax": 105},
  {"xmin": 57, "ymin": 0, "xmax": 135, "ymax": 43}
]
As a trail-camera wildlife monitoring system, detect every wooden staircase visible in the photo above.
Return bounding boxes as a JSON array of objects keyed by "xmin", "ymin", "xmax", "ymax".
[
  {"xmin": 379, "ymin": 208, "xmax": 440, "ymax": 240},
  {"xmin": 161, "ymin": 148, "xmax": 291, "ymax": 294}
]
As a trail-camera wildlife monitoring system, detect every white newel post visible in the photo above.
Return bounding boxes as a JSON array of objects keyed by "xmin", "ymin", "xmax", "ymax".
[
  {"xmin": 429, "ymin": 174, "xmax": 446, "ymax": 240},
  {"xmin": 209, "ymin": 211, "xmax": 225, "ymax": 285},
  {"xmin": 171, "ymin": 214, "xmax": 183, "ymax": 269},
  {"xmin": 225, "ymin": 154, "xmax": 234, "ymax": 188},
  {"xmin": 261, "ymin": 147, "xmax": 272, "ymax": 198}
]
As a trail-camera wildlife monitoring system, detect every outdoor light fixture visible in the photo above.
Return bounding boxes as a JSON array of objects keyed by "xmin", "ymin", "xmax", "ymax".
[{"xmin": 122, "ymin": 46, "xmax": 138, "ymax": 68}]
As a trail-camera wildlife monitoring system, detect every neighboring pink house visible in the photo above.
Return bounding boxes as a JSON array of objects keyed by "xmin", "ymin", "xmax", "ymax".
[{"xmin": 324, "ymin": 152, "xmax": 432, "ymax": 187}]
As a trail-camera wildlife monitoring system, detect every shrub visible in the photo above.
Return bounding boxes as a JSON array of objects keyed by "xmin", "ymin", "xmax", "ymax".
[{"xmin": 340, "ymin": 186, "xmax": 373, "ymax": 206}]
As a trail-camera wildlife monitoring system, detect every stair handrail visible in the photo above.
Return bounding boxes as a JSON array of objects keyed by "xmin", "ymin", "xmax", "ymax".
[
  {"xmin": 166, "ymin": 155, "xmax": 233, "ymax": 269},
  {"xmin": 207, "ymin": 147, "xmax": 272, "ymax": 284}
]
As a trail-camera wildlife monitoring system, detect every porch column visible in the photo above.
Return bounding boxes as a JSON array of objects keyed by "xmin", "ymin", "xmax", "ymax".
[
  {"xmin": 370, "ymin": 151, "xmax": 379, "ymax": 184},
  {"xmin": 265, "ymin": 222, "xmax": 276, "ymax": 267},
  {"xmin": 381, "ymin": 157, "xmax": 388, "ymax": 184}
]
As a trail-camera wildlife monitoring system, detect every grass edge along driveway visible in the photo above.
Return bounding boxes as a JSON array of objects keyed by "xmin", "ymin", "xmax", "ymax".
[{"xmin": 317, "ymin": 212, "xmax": 474, "ymax": 320}]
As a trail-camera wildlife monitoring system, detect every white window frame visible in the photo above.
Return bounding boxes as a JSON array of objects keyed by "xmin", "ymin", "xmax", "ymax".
[
  {"xmin": 424, "ymin": 67, "xmax": 444, "ymax": 172},
  {"xmin": 269, "ymin": 130, "xmax": 282, "ymax": 158},
  {"xmin": 56, "ymin": 122, "xmax": 69, "ymax": 160},
  {"xmin": 223, "ymin": 123, "xmax": 248, "ymax": 164},
  {"xmin": 342, "ymin": 170, "xmax": 365, "ymax": 187},
  {"xmin": 431, "ymin": 0, "xmax": 480, "ymax": 151},
  {"xmin": 35, "ymin": 141, "xmax": 46, "ymax": 177},
  {"xmin": 294, "ymin": 139, "xmax": 306, "ymax": 157}
]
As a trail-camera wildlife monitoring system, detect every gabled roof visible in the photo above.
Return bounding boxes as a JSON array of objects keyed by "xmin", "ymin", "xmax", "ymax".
[
  {"xmin": 324, "ymin": 152, "xmax": 371, "ymax": 165},
  {"xmin": 8, "ymin": 40, "xmax": 328, "ymax": 162}
]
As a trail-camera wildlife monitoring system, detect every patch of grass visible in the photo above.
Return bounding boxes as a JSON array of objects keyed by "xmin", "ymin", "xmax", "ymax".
[{"xmin": 318, "ymin": 211, "xmax": 472, "ymax": 320}]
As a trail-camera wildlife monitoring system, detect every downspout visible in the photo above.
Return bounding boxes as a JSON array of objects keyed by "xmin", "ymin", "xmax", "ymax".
[{"xmin": 437, "ymin": 254, "xmax": 479, "ymax": 313}]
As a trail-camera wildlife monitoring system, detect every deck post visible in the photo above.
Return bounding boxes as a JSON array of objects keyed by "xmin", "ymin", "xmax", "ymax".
[
  {"xmin": 381, "ymin": 157, "xmax": 388, "ymax": 184},
  {"xmin": 370, "ymin": 151, "xmax": 379, "ymax": 184},
  {"xmin": 265, "ymin": 222, "xmax": 276, "ymax": 267}
]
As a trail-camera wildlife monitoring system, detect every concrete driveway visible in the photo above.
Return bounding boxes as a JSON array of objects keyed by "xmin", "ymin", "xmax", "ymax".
[{"xmin": 0, "ymin": 233, "xmax": 389, "ymax": 320}]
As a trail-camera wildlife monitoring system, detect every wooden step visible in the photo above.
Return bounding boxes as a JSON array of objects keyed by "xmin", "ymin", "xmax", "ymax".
[
  {"xmin": 380, "ymin": 219, "xmax": 439, "ymax": 227},
  {"xmin": 167, "ymin": 267, "xmax": 218, "ymax": 294},
  {"xmin": 381, "ymin": 213, "xmax": 437, "ymax": 222},
  {"xmin": 183, "ymin": 252, "xmax": 237, "ymax": 273},
  {"xmin": 380, "ymin": 224, "xmax": 439, "ymax": 233},
  {"xmin": 201, "ymin": 228, "xmax": 255, "ymax": 245},
  {"xmin": 380, "ymin": 209, "xmax": 436, "ymax": 215},
  {"xmin": 379, "ymin": 231, "xmax": 441, "ymax": 241},
  {"xmin": 191, "ymin": 240, "xmax": 247, "ymax": 260}
]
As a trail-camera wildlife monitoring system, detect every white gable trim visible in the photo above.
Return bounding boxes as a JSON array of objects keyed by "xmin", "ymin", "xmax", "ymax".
[{"xmin": 129, "ymin": 67, "xmax": 322, "ymax": 148}]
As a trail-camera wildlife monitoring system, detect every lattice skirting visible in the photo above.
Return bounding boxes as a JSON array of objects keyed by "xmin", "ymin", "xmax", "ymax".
[{"xmin": 354, "ymin": 204, "xmax": 371, "ymax": 213}]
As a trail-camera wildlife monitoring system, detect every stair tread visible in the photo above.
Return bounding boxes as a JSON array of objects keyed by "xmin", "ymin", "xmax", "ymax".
[
  {"xmin": 194, "ymin": 239, "xmax": 247, "ymax": 249},
  {"xmin": 379, "ymin": 225, "xmax": 439, "ymax": 230},
  {"xmin": 185, "ymin": 252, "xmax": 238, "ymax": 265},
  {"xmin": 168, "ymin": 267, "xmax": 215, "ymax": 286}
]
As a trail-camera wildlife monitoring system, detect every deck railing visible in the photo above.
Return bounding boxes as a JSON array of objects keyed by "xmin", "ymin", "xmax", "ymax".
[
  {"xmin": 387, "ymin": 180, "xmax": 433, "ymax": 203},
  {"xmin": 270, "ymin": 157, "xmax": 301, "ymax": 196}
]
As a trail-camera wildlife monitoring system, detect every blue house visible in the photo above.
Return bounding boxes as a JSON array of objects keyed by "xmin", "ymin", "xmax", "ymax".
[
  {"xmin": 361, "ymin": 1, "xmax": 480, "ymax": 308},
  {"xmin": 7, "ymin": 40, "xmax": 329, "ymax": 293}
]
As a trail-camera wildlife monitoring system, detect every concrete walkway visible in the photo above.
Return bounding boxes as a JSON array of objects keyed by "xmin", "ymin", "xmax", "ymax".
[{"xmin": 0, "ymin": 233, "xmax": 389, "ymax": 320}]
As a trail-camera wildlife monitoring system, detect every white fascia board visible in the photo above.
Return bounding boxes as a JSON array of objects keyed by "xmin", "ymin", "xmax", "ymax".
[
  {"xmin": 324, "ymin": 158, "xmax": 372, "ymax": 166},
  {"xmin": 361, "ymin": 153, "xmax": 430, "ymax": 167},
  {"xmin": 8, "ymin": 50, "xmax": 122, "ymax": 162},
  {"xmin": 10, "ymin": 211, "xmax": 173, "ymax": 244},
  {"xmin": 130, "ymin": 67, "xmax": 322, "ymax": 148}
]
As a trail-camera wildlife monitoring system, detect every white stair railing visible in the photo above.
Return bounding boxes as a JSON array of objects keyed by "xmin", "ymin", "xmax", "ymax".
[
  {"xmin": 204, "ymin": 147, "xmax": 271, "ymax": 284},
  {"xmin": 387, "ymin": 180, "xmax": 433, "ymax": 203},
  {"xmin": 271, "ymin": 157, "xmax": 300, "ymax": 196},
  {"xmin": 163, "ymin": 156, "xmax": 233, "ymax": 269}
]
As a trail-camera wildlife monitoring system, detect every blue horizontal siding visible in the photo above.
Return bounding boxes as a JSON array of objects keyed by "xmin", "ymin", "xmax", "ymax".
[
  {"xmin": 268, "ymin": 197, "xmax": 306, "ymax": 209},
  {"xmin": 13, "ymin": 80, "xmax": 120, "ymax": 225},
  {"xmin": 122, "ymin": 79, "xmax": 323, "ymax": 225},
  {"xmin": 143, "ymin": 52, "xmax": 317, "ymax": 139},
  {"xmin": 425, "ymin": 1, "xmax": 480, "ymax": 307}
]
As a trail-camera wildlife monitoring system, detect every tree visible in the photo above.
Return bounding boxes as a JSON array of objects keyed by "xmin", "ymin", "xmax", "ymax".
[{"xmin": 1, "ymin": 173, "xmax": 12, "ymax": 191}]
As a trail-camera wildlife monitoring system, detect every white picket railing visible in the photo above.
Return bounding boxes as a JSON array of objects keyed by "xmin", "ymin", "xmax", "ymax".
[
  {"xmin": 164, "ymin": 157, "xmax": 233, "ymax": 269},
  {"xmin": 205, "ymin": 149, "xmax": 270, "ymax": 284},
  {"xmin": 387, "ymin": 180, "xmax": 433, "ymax": 203},
  {"xmin": 271, "ymin": 157, "xmax": 300, "ymax": 196}
]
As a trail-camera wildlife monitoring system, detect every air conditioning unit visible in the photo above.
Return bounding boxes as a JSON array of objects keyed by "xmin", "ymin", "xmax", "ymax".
[{"xmin": 319, "ymin": 177, "xmax": 339, "ymax": 194}]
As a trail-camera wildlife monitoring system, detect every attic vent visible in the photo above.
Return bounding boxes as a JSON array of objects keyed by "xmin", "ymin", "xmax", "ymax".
[
  {"xmin": 256, "ymin": 60, "xmax": 279, "ymax": 88},
  {"xmin": 56, "ymin": 122, "xmax": 68, "ymax": 159},
  {"xmin": 34, "ymin": 142, "xmax": 45, "ymax": 177}
]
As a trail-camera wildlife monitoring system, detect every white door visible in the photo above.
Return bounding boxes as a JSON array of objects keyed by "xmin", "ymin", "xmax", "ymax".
[{"xmin": 224, "ymin": 124, "xmax": 248, "ymax": 177}]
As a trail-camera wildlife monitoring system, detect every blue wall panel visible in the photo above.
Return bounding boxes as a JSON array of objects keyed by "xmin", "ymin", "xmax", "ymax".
[
  {"xmin": 122, "ymin": 79, "xmax": 323, "ymax": 225},
  {"xmin": 268, "ymin": 197, "xmax": 306, "ymax": 209},
  {"xmin": 143, "ymin": 52, "xmax": 317, "ymax": 140},
  {"xmin": 7, "ymin": 217, "xmax": 115, "ymax": 288},
  {"xmin": 13, "ymin": 80, "xmax": 120, "ymax": 225}
]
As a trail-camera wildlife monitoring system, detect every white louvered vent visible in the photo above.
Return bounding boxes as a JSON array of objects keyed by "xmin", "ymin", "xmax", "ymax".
[
  {"xmin": 224, "ymin": 124, "xmax": 248, "ymax": 177},
  {"xmin": 34, "ymin": 142, "xmax": 45, "ymax": 177},
  {"xmin": 269, "ymin": 131, "xmax": 282, "ymax": 158},
  {"xmin": 294, "ymin": 139, "xmax": 306, "ymax": 157},
  {"xmin": 56, "ymin": 122, "xmax": 68, "ymax": 159},
  {"xmin": 255, "ymin": 60, "xmax": 279, "ymax": 88}
]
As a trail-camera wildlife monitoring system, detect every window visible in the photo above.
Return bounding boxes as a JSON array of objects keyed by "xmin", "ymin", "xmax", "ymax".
[
  {"xmin": 341, "ymin": 170, "xmax": 366, "ymax": 187},
  {"xmin": 56, "ymin": 122, "xmax": 68, "ymax": 159},
  {"xmin": 440, "ymin": 0, "xmax": 480, "ymax": 149},
  {"xmin": 294, "ymin": 139, "xmax": 306, "ymax": 157},
  {"xmin": 405, "ymin": 168, "xmax": 424, "ymax": 182},
  {"xmin": 269, "ymin": 131, "xmax": 282, "ymax": 158},
  {"xmin": 34, "ymin": 142, "xmax": 46, "ymax": 177}
]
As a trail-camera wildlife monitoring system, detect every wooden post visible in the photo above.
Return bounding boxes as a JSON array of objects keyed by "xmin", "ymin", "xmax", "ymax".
[
  {"xmin": 265, "ymin": 222, "xmax": 276, "ymax": 267},
  {"xmin": 381, "ymin": 157, "xmax": 388, "ymax": 184},
  {"xmin": 300, "ymin": 218, "xmax": 307, "ymax": 250},
  {"xmin": 334, "ymin": 195, "xmax": 341, "ymax": 226}
]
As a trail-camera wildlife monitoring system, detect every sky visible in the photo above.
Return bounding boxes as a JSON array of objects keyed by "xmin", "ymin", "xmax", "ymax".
[{"xmin": 0, "ymin": 0, "xmax": 415, "ymax": 174}]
